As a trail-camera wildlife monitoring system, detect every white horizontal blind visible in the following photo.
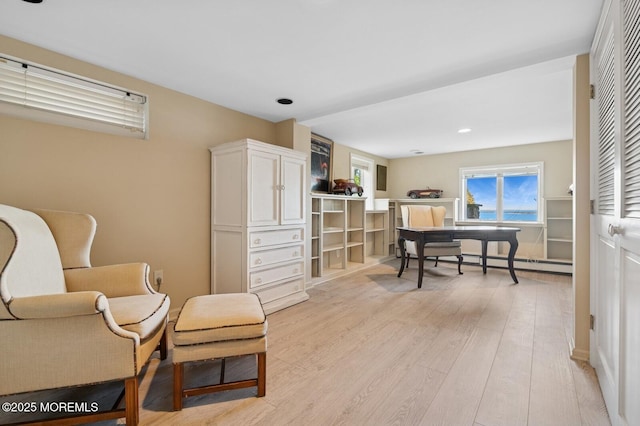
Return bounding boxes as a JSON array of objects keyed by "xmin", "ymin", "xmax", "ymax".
[
  {"xmin": 596, "ymin": 27, "xmax": 616, "ymax": 216},
  {"xmin": 0, "ymin": 55, "xmax": 147, "ymax": 138},
  {"xmin": 624, "ymin": 0, "xmax": 640, "ymax": 218}
]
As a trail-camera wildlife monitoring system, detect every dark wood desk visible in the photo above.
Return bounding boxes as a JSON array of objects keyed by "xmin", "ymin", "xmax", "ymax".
[{"xmin": 397, "ymin": 226, "xmax": 521, "ymax": 288}]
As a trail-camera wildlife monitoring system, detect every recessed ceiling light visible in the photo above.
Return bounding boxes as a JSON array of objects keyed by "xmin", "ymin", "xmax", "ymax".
[
  {"xmin": 410, "ymin": 149, "xmax": 424, "ymax": 155},
  {"xmin": 458, "ymin": 128, "xmax": 472, "ymax": 134},
  {"xmin": 277, "ymin": 98, "xmax": 293, "ymax": 105},
  {"xmin": 22, "ymin": 0, "xmax": 43, "ymax": 3}
]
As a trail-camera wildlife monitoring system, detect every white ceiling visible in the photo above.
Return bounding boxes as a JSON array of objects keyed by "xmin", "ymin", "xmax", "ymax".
[{"xmin": 0, "ymin": 0, "xmax": 603, "ymax": 159}]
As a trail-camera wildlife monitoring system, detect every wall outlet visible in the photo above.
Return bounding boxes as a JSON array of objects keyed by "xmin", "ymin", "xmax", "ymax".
[{"xmin": 153, "ymin": 270, "xmax": 163, "ymax": 288}]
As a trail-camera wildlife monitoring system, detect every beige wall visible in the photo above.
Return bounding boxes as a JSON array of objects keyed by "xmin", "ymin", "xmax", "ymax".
[
  {"xmin": 387, "ymin": 140, "xmax": 573, "ymax": 200},
  {"xmin": 0, "ymin": 35, "xmax": 278, "ymax": 309}
]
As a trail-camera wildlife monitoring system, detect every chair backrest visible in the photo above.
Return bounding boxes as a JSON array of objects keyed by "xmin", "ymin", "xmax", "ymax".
[
  {"xmin": 31, "ymin": 209, "xmax": 96, "ymax": 269},
  {"xmin": 401, "ymin": 205, "xmax": 447, "ymax": 227},
  {"xmin": 0, "ymin": 205, "xmax": 66, "ymax": 319}
]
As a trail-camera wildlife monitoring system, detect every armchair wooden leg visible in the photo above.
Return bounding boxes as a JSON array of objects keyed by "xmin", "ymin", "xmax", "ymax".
[
  {"xmin": 125, "ymin": 376, "xmax": 139, "ymax": 425},
  {"xmin": 434, "ymin": 256, "xmax": 439, "ymax": 267},
  {"xmin": 457, "ymin": 255, "xmax": 464, "ymax": 274}
]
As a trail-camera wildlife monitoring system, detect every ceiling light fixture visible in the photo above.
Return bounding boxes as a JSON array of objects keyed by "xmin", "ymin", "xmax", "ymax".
[
  {"xmin": 458, "ymin": 128, "xmax": 472, "ymax": 134},
  {"xmin": 410, "ymin": 149, "xmax": 424, "ymax": 155},
  {"xmin": 277, "ymin": 98, "xmax": 293, "ymax": 105},
  {"xmin": 22, "ymin": 0, "xmax": 43, "ymax": 3}
]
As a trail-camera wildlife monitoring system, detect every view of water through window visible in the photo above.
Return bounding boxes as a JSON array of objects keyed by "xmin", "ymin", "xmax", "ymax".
[{"xmin": 466, "ymin": 174, "xmax": 538, "ymax": 221}]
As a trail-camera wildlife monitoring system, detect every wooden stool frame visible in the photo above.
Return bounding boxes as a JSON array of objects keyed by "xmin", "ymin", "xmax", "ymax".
[{"xmin": 173, "ymin": 352, "xmax": 266, "ymax": 411}]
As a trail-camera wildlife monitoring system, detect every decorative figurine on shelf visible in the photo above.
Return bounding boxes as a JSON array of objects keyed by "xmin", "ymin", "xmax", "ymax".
[
  {"xmin": 406, "ymin": 187, "xmax": 443, "ymax": 199},
  {"xmin": 332, "ymin": 179, "xmax": 364, "ymax": 196}
]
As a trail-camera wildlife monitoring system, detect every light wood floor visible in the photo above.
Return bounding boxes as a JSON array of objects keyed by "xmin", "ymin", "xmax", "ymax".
[{"xmin": 1, "ymin": 260, "xmax": 611, "ymax": 425}]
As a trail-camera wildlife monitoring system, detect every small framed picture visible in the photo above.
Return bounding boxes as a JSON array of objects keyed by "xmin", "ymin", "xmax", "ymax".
[{"xmin": 377, "ymin": 165, "xmax": 387, "ymax": 191}]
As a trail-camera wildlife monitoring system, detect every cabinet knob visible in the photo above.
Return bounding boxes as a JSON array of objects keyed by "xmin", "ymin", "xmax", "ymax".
[
  {"xmin": 293, "ymin": 268, "xmax": 299, "ymax": 273},
  {"xmin": 293, "ymin": 251, "xmax": 299, "ymax": 257},
  {"xmin": 256, "ymin": 278, "xmax": 262, "ymax": 284},
  {"xmin": 292, "ymin": 234, "xmax": 299, "ymax": 240},
  {"xmin": 608, "ymin": 223, "xmax": 623, "ymax": 236},
  {"xmin": 254, "ymin": 238, "xmax": 261, "ymax": 245},
  {"xmin": 255, "ymin": 258, "xmax": 262, "ymax": 265}
]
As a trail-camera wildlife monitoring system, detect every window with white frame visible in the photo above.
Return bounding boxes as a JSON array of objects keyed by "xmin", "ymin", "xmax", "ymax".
[
  {"xmin": 350, "ymin": 154, "xmax": 374, "ymax": 210},
  {"xmin": 0, "ymin": 54, "xmax": 148, "ymax": 139},
  {"xmin": 460, "ymin": 162, "xmax": 543, "ymax": 223}
]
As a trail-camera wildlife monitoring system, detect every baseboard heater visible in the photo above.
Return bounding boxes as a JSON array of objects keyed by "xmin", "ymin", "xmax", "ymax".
[
  {"xmin": 458, "ymin": 253, "xmax": 572, "ymax": 275},
  {"xmin": 398, "ymin": 253, "xmax": 573, "ymax": 275}
]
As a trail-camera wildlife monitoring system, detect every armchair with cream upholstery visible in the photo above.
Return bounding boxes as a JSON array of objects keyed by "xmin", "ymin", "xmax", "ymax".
[
  {"xmin": 400, "ymin": 205, "xmax": 463, "ymax": 274},
  {"xmin": 0, "ymin": 204, "xmax": 170, "ymax": 425}
]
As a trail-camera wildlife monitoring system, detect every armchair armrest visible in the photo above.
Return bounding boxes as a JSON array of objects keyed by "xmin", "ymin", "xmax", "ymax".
[
  {"xmin": 8, "ymin": 291, "xmax": 107, "ymax": 319},
  {"xmin": 64, "ymin": 263, "xmax": 156, "ymax": 297},
  {"xmin": 1, "ymin": 291, "xmax": 145, "ymax": 395}
]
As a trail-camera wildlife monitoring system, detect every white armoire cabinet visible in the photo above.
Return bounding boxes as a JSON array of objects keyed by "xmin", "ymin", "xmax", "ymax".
[{"xmin": 210, "ymin": 139, "xmax": 308, "ymax": 313}]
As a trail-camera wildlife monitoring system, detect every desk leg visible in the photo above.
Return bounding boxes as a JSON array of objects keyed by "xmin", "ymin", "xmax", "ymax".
[
  {"xmin": 397, "ymin": 236, "xmax": 406, "ymax": 278},
  {"xmin": 416, "ymin": 236, "xmax": 425, "ymax": 289},
  {"xmin": 507, "ymin": 237, "xmax": 519, "ymax": 283},
  {"xmin": 481, "ymin": 240, "xmax": 488, "ymax": 274}
]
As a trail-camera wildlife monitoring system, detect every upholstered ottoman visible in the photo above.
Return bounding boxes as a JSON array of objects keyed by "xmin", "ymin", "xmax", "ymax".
[{"xmin": 172, "ymin": 293, "xmax": 267, "ymax": 411}]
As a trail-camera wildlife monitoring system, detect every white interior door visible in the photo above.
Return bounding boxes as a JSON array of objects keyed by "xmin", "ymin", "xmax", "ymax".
[
  {"xmin": 590, "ymin": 0, "xmax": 619, "ymax": 416},
  {"xmin": 617, "ymin": 1, "xmax": 640, "ymax": 423},
  {"xmin": 590, "ymin": 1, "xmax": 640, "ymax": 424}
]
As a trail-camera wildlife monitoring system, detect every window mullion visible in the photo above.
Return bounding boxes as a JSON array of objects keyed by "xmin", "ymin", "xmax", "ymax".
[{"xmin": 497, "ymin": 174, "xmax": 504, "ymax": 221}]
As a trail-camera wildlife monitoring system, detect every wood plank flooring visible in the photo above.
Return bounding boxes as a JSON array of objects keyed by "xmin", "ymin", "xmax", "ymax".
[{"xmin": 0, "ymin": 260, "xmax": 611, "ymax": 425}]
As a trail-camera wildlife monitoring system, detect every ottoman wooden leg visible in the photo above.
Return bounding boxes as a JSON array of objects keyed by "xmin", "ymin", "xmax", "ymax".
[
  {"xmin": 173, "ymin": 362, "xmax": 184, "ymax": 411},
  {"xmin": 257, "ymin": 352, "xmax": 266, "ymax": 397}
]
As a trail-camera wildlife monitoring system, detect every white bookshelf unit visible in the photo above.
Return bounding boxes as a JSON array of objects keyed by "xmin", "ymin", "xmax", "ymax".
[
  {"xmin": 310, "ymin": 194, "xmax": 393, "ymax": 284},
  {"xmin": 545, "ymin": 196, "xmax": 573, "ymax": 263},
  {"xmin": 365, "ymin": 209, "xmax": 389, "ymax": 262}
]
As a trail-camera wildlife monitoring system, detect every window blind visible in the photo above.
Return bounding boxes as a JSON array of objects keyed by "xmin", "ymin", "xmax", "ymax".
[{"xmin": 0, "ymin": 55, "xmax": 147, "ymax": 138}]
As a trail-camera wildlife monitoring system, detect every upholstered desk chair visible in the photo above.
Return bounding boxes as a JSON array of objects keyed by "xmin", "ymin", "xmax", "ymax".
[
  {"xmin": 400, "ymin": 205, "xmax": 463, "ymax": 274},
  {"xmin": 0, "ymin": 204, "xmax": 170, "ymax": 425}
]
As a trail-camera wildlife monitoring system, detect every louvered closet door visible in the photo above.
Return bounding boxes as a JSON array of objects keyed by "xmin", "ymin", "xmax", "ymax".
[
  {"xmin": 591, "ymin": 0, "xmax": 640, "ymax": 424},
  {"xmin": 590, "ymin": 2, "xmax": 619, "ymax": 417},
  {"xmin": 618, "ymin": 1, "xmax": 640, "ymax": 424}
]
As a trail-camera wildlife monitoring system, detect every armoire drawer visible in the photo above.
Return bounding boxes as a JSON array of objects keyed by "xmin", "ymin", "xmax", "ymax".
[
  {"xmin": 252, "ymin": 279, "xmax": 304, "ymax": 304},
  {"xmin": 249, "ymin": 245, "xmax": 303, "ymax": 268},
  {"xmin": 250, "ymin": 261, "xmax": 304, "ymax": 288},
  {"xmin": 249, "ymin": 228, "xmax": 303, "ymax": 248}
]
